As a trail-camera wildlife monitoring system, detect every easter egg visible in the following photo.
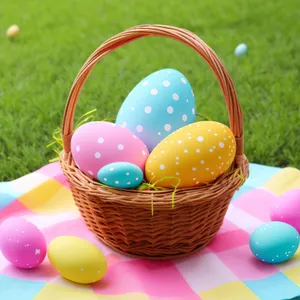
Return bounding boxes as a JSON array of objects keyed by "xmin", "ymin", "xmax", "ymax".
[
  {"xmin": 234, "ymin": 43, "xmax": 248, "ymax": 56},
  {"xmin": 249, "ymin": 221, "xmax": 299, "ymax": 264},
  {"xmin": 71, "ymin": 121, "xmax": 149, "ymax": 179},
  {"xmin": 116, "ymin": 69, "xmax": 196, "ymax": 151},
  {"xmin": 270, "ymin": 189, "xmax": 300, "ymax": 232},
  {"xmin": 145, "ymin": 121, "xmax": 236, "ymax": 188},
  {"xmin": 6, "ymin": 24, "xmax": 20, "ymax": 38},
  {"xmin": 0, "ymin": 217, "xmax": 47, "ymax": 269},
  {"xmin": 48, "ymin": 236, "xmax": 107, "ymax": 284},
  {"xmin": 97, "ymin": 162, "xmax": 143, "ymax": 189}
]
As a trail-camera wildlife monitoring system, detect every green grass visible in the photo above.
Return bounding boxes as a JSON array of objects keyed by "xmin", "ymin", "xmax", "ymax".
[{"xmin": 0, "ymin": 0, "xmax": 299, "ymax": 181}]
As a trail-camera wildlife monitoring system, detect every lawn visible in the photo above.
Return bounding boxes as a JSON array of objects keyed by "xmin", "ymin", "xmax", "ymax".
[{"xmin": 0, "ymin": 0, "xmax": 299, "ymax": 181}]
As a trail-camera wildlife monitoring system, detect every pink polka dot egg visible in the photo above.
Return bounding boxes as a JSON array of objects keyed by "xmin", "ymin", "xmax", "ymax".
[
  {"xmin": 71, "ymin": 121, "xmax": 149, "ymax": 179},
  {"xmin": 0, "ymin": 217, "xmax": 47, "ymax": 269}
]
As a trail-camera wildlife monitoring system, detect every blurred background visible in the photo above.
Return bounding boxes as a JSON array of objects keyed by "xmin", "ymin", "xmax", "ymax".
[{"xmin": 0, "ymin": 0, "xmax": 299, "ymax": 181}]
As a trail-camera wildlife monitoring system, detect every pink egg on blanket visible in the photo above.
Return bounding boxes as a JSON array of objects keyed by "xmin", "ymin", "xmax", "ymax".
[
  {"xmin": 71, "ymin": 121, "xmax": 149, "ymax": 179},
  {"xmin": 0, "ymin": 217, "xmax": 47, "ymax": 269},
  {"xmin": 270, "ymin": 189, "xmax": 300, "ymax": 233}
]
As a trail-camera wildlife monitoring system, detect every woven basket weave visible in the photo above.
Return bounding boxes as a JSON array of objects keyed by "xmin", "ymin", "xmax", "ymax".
[{"xmin": 60, "ymin": 24, "xmax": 249, "ymax": 259}]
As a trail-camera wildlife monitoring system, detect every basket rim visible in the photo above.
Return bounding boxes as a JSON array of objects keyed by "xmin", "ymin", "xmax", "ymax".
[{"xmin": 60, "ymin": 151, "xmax": 249, "ymax": 208}]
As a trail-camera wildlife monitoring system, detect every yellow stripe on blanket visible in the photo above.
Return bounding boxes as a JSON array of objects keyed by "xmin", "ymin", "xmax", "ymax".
[
  {"xmin": 284, "ymin": 266, "xmax": 300, "ymax": 286},
  {"xmin": 199, "ymin": 281, "xmax": 259, "ymax": 300},
  {"xmin": 34, "ymin": 283, "xmax": 150, "ymax": 300},
  {"xmin": 263, "ymin": 167, "xmax": 300, "ymax": 195},
  {"xmin": 18, "ymin": 178, "xmax": 79, "ymax": 214}
]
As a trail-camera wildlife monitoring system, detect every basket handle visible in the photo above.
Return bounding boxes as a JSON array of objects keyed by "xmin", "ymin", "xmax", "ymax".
[{"xmin": 62, "ymin": 24, "xmax": 244, "ymax": 166}]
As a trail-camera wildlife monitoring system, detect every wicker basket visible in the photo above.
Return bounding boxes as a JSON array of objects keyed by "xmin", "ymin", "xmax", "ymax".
[{"xmin": 60, "ymin": 24, "xmax": 249, "ymax": 259}]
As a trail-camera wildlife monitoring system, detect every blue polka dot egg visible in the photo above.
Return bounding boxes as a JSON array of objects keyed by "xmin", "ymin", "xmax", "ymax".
[
  {"xmin": 97, "ymin": 162, "xmax": 143, "ymax": 189},
  {"xmin": 116, "ymin": 69, "xmax": 196, "ymax": 151},
  {"xmin": 250, "ymin": 221, "xmax": 299, "ymax": 264}
]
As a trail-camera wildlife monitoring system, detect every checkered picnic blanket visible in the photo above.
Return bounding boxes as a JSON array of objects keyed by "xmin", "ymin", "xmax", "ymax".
[{"xmin": 1, "ymin": 162, "xmax": 300, "ymax": 300}]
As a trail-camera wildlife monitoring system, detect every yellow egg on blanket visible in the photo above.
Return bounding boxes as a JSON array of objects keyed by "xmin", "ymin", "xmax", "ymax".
[
  {"xmin": 145, "ymin": 121, "xmax": 236, "ymax": 188},
  {"xmin": 48, "ymin": 236, "xmax": 107, "ymax": 284}
]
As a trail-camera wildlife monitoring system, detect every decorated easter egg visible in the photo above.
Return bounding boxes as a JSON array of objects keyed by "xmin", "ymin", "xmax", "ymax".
[
  {"xmin": 48, "ymin": 236, "xmax": 107, "ymax": 284},
  {"xmin": 71, "ymin": 121, "xmax": 149, "ymax": 179},
  {"xmin": 0, "ymin": 217, "xmax": 47, "ymax": 269},
  {"xmin": 97, "ymin": 162, "xmax": 143, "ymax": 189},
  {"xmin": 250, "ymin": 221, "xmax": 299, "ymax": 264},
  {"xmin": 145, "ymin": 121, "xmax": 236, "ymax": 188},
  {"xmin": 6, "ymin": 24, "xmax": 20, "ymax": 38},
  {"xmin": 234, "ymin": 43, "xmax": 248, "ymax": 56},
  {"xmin": 116, "ymin": 69, "xmax": 196, "ymax": 151},
  {"xmin": 270, "ymin": 189, "xmax": 300, "ymax": 232}
]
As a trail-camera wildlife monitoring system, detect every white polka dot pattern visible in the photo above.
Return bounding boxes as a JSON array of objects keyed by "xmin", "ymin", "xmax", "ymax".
[
  {"xmin": 144, "ymin": 106, "xmax": 152, "ymax": 114},
  {"xmin": 167, "ymin": 106, "xmax": 174, "ymax": 114},
  {"xmin": 150, "ymin": 89, "xmax": 158, "ymax": 95},
  {"xmin": 136, "ymin": 125, "xmax": 143, "ymax": 133},
  {"xmin": 173, "ymin": 93, "xmax": 179, "ymax": 101},
  {"xmin": 164, "ymin": 124, "xmax": 171, "ymax": 132},
  {"xmin": 163, "ymin": 80, "xmax": 170, "ymax": 87}
]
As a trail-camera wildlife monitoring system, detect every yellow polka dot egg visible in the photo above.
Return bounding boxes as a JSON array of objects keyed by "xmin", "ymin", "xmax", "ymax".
[{"xmin": 145, "ymin": 121, "xmax": 236, "ymax": 188}]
